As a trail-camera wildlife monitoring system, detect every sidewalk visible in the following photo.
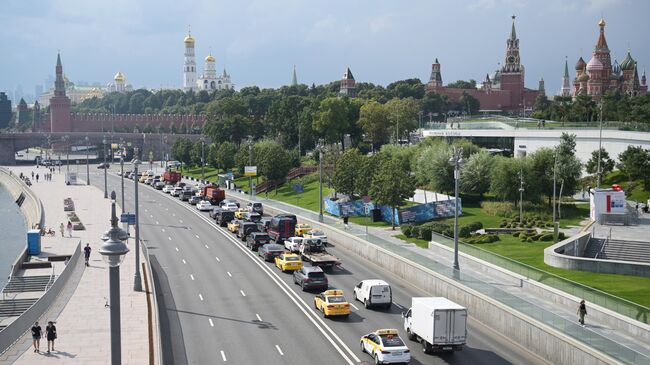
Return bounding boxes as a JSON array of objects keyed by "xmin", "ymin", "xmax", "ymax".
[
  {"xmin": 227, "ymin": 188, "xmax": 650, "ymax": 365},
  {"xmin": 1, "ymin": 166, "xmax": 149, "ymax": 365}
]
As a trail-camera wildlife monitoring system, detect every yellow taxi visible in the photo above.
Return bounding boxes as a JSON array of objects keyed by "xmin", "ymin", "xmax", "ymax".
[
  {"xmin": 234, "ymin": 208, "xmax": 248, "ymax": 219},
  {"xmin": 227, "ymin": 220, "xmax": 241, "ymax": 233},
  {"xmin": 360, "ymin": 329, "xmax": 411, "ymax": 364},
  {"xmin": 274, "ymin": 253, "xmax": 303, "ymax": 272},
  {"xmin": 313, "ymin": 289, "xmax": 350, "ymax": 318},
  {"xmin": 295, "ymin": 223, "xmax": 312, "ymax": 236}
]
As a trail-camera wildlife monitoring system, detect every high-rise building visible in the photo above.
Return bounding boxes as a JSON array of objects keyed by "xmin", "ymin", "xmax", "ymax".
[{"xmin": 0, "ymin": 92, "xmax": 11, "ymax": 129}]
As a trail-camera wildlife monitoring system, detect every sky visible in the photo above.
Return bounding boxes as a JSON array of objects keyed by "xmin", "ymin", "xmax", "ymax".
[{"xmin": 1, "ymin": 0, "xmax": 648, "ymax": 100}]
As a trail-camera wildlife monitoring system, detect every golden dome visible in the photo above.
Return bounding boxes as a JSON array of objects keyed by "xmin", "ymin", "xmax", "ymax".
[
  {"xmin": 598, "ymin": 17, "xmax": 606, "ymax": 27},
  {"xmin": 114, "ymin": 71, "xmax": 125, "ymax": 82},
  {"xmin": 184, "ymin": 34, "xmax": 195, "ymax": 46},
  {"xmin": 205, "ymin": 53, "xmax": 215, "ymax": 62}
]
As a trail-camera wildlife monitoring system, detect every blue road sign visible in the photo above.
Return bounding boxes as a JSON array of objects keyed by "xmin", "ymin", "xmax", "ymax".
[
  {"xmin": 120, "ymin": 213, "xmax": 136, "ymax": 225},
  {"xmin": 293, "ymin": 184, "xmax": 304, "ymax": 193}
]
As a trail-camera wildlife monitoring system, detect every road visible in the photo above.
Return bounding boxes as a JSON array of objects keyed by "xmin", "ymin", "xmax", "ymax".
[{"xmin": 96, "ymin": 169, "xmax": 546, "ymax": 365}]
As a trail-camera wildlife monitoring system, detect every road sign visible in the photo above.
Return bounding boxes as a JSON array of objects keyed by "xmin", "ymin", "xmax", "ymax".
[
  {"xmin": 364, "ymin": 203, "xmax": 371, "ymax": 215},
  {"xmin": 120, "ymin": 213, "xmax": 136, "ymax": 225},
  {"xmin": 293, "ymin": 184, "xmax": 304, "ymax": 193},
  {"xmin": 362, "ymin": 195, "xmax": 371, "ymax": 204},
  {"xmin": 244, "ymin": 166, "xmax": 257, "ymax": 177}
]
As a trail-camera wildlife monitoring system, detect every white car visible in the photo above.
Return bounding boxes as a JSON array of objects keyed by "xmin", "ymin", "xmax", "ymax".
[
  {"xmin": 171, "ymin": 187, "xmax": 183, "ymax": 197},
  {"xmin": 162, "ymin": 185, "xmax": 174, "ymax": 193},
  {"xmin": 360, "ymin": 329, "xmax": 411, "ymax": 364},
  {"xmin": 222, "ymin": 202, "xmax": 239, "ymax": 211},
  {"xmin": 284, "ymin": 237, "xmax": 304, "ymax": 252},
  {"xmin": 353, "ymin": 280, "xmax": 392, "ymax": 309},
  {"xmin": 196, "ymin": 200, "xmax": 213, "ymax": 211},
  {"xmin": 304, "ymin": 229, "xmax": 328, "ymax": 246}
]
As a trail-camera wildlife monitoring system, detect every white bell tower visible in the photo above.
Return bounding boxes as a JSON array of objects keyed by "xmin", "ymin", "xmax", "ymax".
[{"xmin": 183, "ymin": 27, "xmax": 196, "ymax": 91}]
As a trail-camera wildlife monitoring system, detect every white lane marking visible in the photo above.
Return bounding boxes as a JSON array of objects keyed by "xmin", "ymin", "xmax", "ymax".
[
  {"xmin": 179, "ymin": 219, "xmax": 183, "ymax": 223},
  {"xmin": 199, "ymin": 293, "xmax": 203, "ymax": 301},
  {"xmin": 150, "ymin": 214, "xmax": 153, "ymax": 218},
  {"xmin": 209, "ymin": 318, "xmax": 214, "ymax": 327},
  {"xmin": 275, "ymin": 345, "xmax": 284, "ymax": 356},
  {"xmin": 145, "ymin": 209, "xmax": 148, "ymax": 212},
  {"xmin": 240, "ymin": 290, "xmax": 246, "ymax": 297},
  {"xmin": 215, "ymin": 256, "xmax": 220, "ymax": 262},
  {"xmin": 155, "ymin": 221, "xmax": 159, "ymax": 225},
  {"xmin": 256, "ymin": 313, "xmax": 262, "ymax": 321},
  {"xmin": 161, "ymin": 228, "xmax": 165, "ymax": 232},
  {"xmin": 349, "ymin": 303, "xmax": 359, "ymax": 311},
  {"xmin": 168, "ymin": 237, "xmax": 172, "ymax": 241},
  {"xmin": 190, "ymin": 274, "xmax": 195, "ymax": 281},
  {"xmin": 205, "ymin": 244, "xmax": 209, "ymax": 249},
  {"xmin": 155, "ymin": 185, "xmax": 358, "ymax": 364},
  {"xmin": 175, "ymin": 247, "xmax": 179, "ymax": 252},
  {"xmin": 195, "ymin": 234, "xmax": 200, "ymax": 239},
  {"xmin": 166, "ymin": 208, "xmax": 168, "ymax": 211},
  {"xmin": 227, "ymin": 271, "xmax": 232, "ymax": 277},
  {"xmin": 172, "ymin": 213, "xmax": 176, "ymax": 217},
  {"xmin": 220, "ymin": 350, "xmax": 226, "ymax": 362},
  {"xmin": 182, "ymin": 259, "xmax": 186, "ymax": 264},
  {"xmin": 394, "ymin": 303, "xmax": 404, "ymax": 310}
]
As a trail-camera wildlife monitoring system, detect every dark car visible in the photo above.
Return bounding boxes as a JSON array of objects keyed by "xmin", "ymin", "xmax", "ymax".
[
  {"xmin": 258, "ymin": 243, "xmax": 284, "ymax": 261},
  {"xmin": 257, "ymin": 218, "xmax": 271, "ymax": 232},
  {"xmin": 275, "ymin": 213, "xmax": 297, "ymax": 225},
  {"xmin": 220, "ymin": 199, "xmax": 240, "ymax": 208},
  {"xmin": 209, "ymin": 207, "xmax": 222, "ymax": 219},
  {"xmin": 268, "ymin": 216, "xmax": 296, "ymax": 244},
  {"xmin": 154, "ymin": 181, "xmax": 165, "ymax": 190},
  {"xmin": 97, "ymin": 162, "xmax": 110, "ymax": 169},
  {"xmin": 216, "ymin": 210, "xmax": 235, "ymax": 226},
  {"xmin": 246, "ymin": 232, "xmax": 271, "ymax": 251},
  {"xmin": 180, "ymin": 190, "xmax": 193, "ymax": 201},
  {"xmin": 293, "ymin": 266, "xmax": 328, "ymax": 291},
  {"xmin": 247, "ymin": 202, "xmax": 263, "ymax": 215},
  {"xmin": 237, "ymin": 222, "xmax": 260, "ymax": 241},
  {"xmin": 189, "ymin": 195, "xmax": 201, "ymax": 205},
  {"xmin": 246, "ymin": 212, "xmax": 262, "ymax": 223}
]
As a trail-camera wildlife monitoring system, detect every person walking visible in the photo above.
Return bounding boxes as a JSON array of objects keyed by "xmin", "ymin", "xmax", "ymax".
[
  {"xmin": 66, "ymin": 221, "xmax": 73, "ymax": 237},
  {"xmin": 59, "ymin": 222, "xmax": 65, "ymax": 237},
  {"xmin": 31, "ymin": 171, "xmax": 34, "ymax": 180},
  {"xmin": 31, "ymin": 321, "xmax": 42, "ymax": 353},
  {"xmin": 45, "ymin": 321, "xmax": 57, "ymax": 353},
  {"xmin": 84, "ymin": 243, "xmax": 91, "ymax": 266},
  {"xmin": 577, "ymin": 299, "xmax": 587, "ymax": 326}
]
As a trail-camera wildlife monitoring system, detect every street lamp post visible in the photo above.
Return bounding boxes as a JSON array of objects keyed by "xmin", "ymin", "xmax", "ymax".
[
  {"xmin": 103, "ymin": 137, "xmax": 108, "ymax": 198},
  {"xmin": 597, "ymin": 101, "xmax": 604, "ymax": 187},
  {"xmin": 64, "ymin": 135, "xmax": 70, "ymax": 174},
  {"xmin": 519, "ymin": 169, "xmax": 524, "ymax": 224},
  {"xmin": 99, "ymin": 191, "xmax": 129, "ymax": 365},
  {"xmin": 200, "ymin": 137, "xmax": 205, "ymax": 181},
  {"xmin": 318, "ymin": 139, "xmax": 324, "ymax": 222},
  {"xmin": 120, "ymin": 140, "xmax": 125, "ymax": 210},
  {"xmin": 248, "ymin": 136, "xmax": 253, "ymax": 199},
  {"xmin": 85, "ymin": 136, "xmax": 90, "ymax": 185},
  {"xmin": 552, "ymin": 151, "xmax": 559, "ymax": 242},
  {"xmin": 133, "ymin": 148, "xmax": 142, "ymax": 292},
  {"xmin": 449, "ymin": 147, "xmax": 464, "ymax": 271}
]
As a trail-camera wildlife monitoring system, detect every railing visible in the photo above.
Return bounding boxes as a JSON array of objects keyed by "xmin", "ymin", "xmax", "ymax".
[
  {"xmin": 431, "ymin": 231, "xmax": 650, "ymax": 325},
  {"xmin": 423, "ymin": 116, "xmax": 650, "ymax": 132}
]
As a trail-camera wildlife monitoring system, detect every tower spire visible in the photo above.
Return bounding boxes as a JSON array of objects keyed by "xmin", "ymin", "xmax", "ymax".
[
  {"xmin": 510, "ymin": 15, "xmax": 517, "ymax": 40},
  {"xmin": 564, "ymin": 56, "xmax": 569, "ymax": 78},
  {"xmin": 291, "ymin": 65, "xmax": 298, "ymax": 86}
]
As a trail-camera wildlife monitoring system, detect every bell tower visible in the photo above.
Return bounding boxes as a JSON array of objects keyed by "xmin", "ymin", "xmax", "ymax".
[
  {"xmin": 500, "ymin": 16, "xmax": 525, "ymax": 111},
  {"xmin": 50, "ymin": 52, "xmax": 71, "ymax": 132}
]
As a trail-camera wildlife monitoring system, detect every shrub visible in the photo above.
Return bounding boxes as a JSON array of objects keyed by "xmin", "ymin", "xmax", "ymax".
[
  {"xmin": 539, "ymin": 233, "xmax": 554, "ymax": 241},
  {"xmin": 418, "ymin": 226, "xmax": 433, "ymax": 241},
  {"xmin": 458, "ymin": 225, "xmax": 471, "ymax": 238},
  {"xmin": 481, "ymin": 201, "xmax": 516, "ymax": 217},
  {"xmin": 512, "ymin": 232, "xmax": 521, "ymax": 238},
  {"xmin": 466, "ymin": 221, "xmax": 483, "ymax": 232},
  {"xmin": 558, "ymin": 232, "xmax": 567, "ymax": 240},
  {"xmin": 409, "ymin": 225, "xmax": 420, "ymax": 238},
  {"xmin": 401, "ymin": 224, "xmax": 413, "ymax": 238}
]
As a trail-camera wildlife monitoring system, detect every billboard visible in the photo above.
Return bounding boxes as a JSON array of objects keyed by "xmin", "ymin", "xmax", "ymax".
[{"xmin": 244, "ymin": 166, "xmax": 257, "ymax": 177}]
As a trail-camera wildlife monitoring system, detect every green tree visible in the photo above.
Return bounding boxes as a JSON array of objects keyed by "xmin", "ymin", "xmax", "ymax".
[
  {"xmin": 460, "ymin": 150, "xmax": 495, "ymax": 196},
  {"xmin": 529, "ymin": 147, "xmax": 556, "ymax": 205},
  {"xmin": 585, "ymin": 148, "xmax": 615, "ymax": 176},
  {"xmin": 357, "ymin": 101, "xmax": 390, "ymax": 149},
  {"xmin": 369, "ymin": 157, "xmax": 415, "ymax": 230},
  {"xmin": 332, "ymin": 148, "xmax": 363, "ymax": 197},
  {"xmin": 216, "ymin": 141, "xmax": 237, "ymax": 171},
  {"xmin": 313, "ymin": 97, "xmax": 350, "ymax": 147},
  {"xmin": 617, "ymin": 145, "xmax": 650, "ymax": 181},
  {"xmin": 556, "ymin": 133, "xmax": 582, "ymax": 197},
  {"xmin": 415, "ymin": 144, "xmax": 454, "ymax": 194},
  {"xmin": 386, "ymin": 78, "xmax": 425, "ymax": 99},
  {"xmin": 355, "ymin": 154, "xmax": 382, "ymax": 198},
  {"xmin": 256, "ymin": 140, "xmax": 292, "ymax": 191},
  {"xmin": 386, "ymin": 97, "xmax": 419, "ymax": 143},
  {"xmin": 458, "ymin": 92, "xmax": 480, "ymax": 115},
  {"xmin": 490, "ymin": 157, "xmax": 532, "ymax": 203},
  {"xmin": 446, "ymin": 80, "xmax": 477, "ymax": 89},
  {"xmin": 171, "ymin": 137, "xmax": 192, "ymax": 166}
]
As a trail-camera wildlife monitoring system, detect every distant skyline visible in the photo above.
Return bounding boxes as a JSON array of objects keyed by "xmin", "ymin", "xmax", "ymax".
[{"xmin": 1, "ymin": 0, "xmax": 648, "ymax": 100}]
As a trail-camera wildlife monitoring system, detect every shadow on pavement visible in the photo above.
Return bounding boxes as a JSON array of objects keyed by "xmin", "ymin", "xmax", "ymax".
[{"xmin": 169, "ymin": 308, "xmax": 278, "ymax": 330}]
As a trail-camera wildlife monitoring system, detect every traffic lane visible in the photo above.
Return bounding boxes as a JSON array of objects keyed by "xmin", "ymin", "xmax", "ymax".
[{"xmin": 108, "ymin": 175, "xmax": 352, "ymax": 364}]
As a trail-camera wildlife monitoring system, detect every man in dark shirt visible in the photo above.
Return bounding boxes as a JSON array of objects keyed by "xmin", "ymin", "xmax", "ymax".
[
  {"xmin": 31, "ymin": 321, "xmax": 42, "ymax": 353},
  {"xmin": 84, "ymin": 244, "xmax": 91, "ymax": 266}
]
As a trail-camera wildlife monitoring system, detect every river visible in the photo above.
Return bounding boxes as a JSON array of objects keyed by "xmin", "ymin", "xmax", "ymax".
[{"xmin": 0, "ymin": 185, "xmax": 27, "ymax": 290}]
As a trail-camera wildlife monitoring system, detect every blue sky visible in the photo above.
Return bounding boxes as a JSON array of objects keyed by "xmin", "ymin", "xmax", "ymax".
[{"xmin": 1, "ymin": 0, "xmax": 647, "ymax": 98}]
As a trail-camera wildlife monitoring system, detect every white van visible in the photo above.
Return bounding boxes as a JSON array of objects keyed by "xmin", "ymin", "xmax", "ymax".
[{"xmin": 353, "ymin": 279, "xmax": 392, "ymax": 309}]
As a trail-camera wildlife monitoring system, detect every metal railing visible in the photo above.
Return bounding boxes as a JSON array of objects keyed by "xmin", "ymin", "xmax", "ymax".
[{"xmin": 423, "ymin": 116, "xmax": 650, "ymax": 132}]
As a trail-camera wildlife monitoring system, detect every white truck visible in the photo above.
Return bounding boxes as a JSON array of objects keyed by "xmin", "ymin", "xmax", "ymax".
[{"xmin": 402, "ymin": 297, "xmax": 467, "ymax": 354}]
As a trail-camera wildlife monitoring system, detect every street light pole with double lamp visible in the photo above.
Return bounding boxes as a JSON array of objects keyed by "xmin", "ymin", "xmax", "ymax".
[{"xmin": 448, "ymin": 147, "xmax": 464, "ymax": 271}]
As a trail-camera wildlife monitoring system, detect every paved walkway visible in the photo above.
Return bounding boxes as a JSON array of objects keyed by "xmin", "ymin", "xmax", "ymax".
[
  {"xmin": 224, "ymin": 187, "xmax": 650, "ymax": 364},
  {"xmin": 1, "ymin": 166, "xmax": 149, "ymax": 365}
]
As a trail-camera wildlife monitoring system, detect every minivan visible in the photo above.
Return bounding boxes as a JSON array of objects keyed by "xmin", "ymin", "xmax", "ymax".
[{"xmin": 353, "ymin": 279, "xmax": 392, "ymax": 309}]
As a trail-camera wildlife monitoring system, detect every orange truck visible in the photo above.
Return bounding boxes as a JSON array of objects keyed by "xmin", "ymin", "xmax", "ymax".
[
  {"xmin": 162, "ymin": 171, "xmax": 181, "ymax": 184},
  {"xmin": 201, "ymin": 185, "xmax": 225, "ymax": 205}
]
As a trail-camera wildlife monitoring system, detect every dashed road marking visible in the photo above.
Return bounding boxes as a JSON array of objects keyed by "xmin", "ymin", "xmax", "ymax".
[
  {"xmin": 150, "ymin": 214, "xmax": 153, "ymax": 218},
  {"xmin": 161, "ymin": 228, "xmax": 165, "ymax": 232},
  {"xmin": 182, "ymin": 259, "xmax": 186, "ymax": 264},
  {"xmin": 275, "ymin": 345, "xmax": 284, "ymax": 356},
  {"xmin": 256, "ymin": 313, "xmax": 262, "ymax": 321},
  {"xmin": 227, "ymin": 271, "xmax": 232, "ymax": 277},
  {"xmin": 240, "ymin": 290, "xmax": 246, "ymax": 297},
  {"xmin": 175, "ymin": 247, "xmax": 179, "ymax": 252},
  {"xmin": 179, "ymin": 219, "xmax": 183, "ymax": 223},
  {"xmin": 155, "ymin": 221, "xmax": 159, "ymax": 225},
  {"xmin": 168, "ymin": 237, "xmax": 172, "ymax": 241},
  {"xmin": 199, "ymin": 293, "xmax": 203, "ymax": 301},
  {"xmin": 195, "ymin": 234, "xmax": 200, "ymax": 239},
  {"xmin": 220, "ymin": 350, "xmax": 226, "ymax": 362},
  {"xmin": 349, "ymin": 303, "xmax": 359, "ymax": 311},
  {"xmin": 190, "ymin": 274, "xmax": 195, "ymax": 281},
  {"xmin": 205, "ymin": 244, "xmax": 209, "ymax": 249},
  {"xmin": 209, "ymin": 318, "xmax": 214, "ymax": 327},
  {"xmin": 215, "ymin": 256, "xmax": 220, "ymax": 262}
]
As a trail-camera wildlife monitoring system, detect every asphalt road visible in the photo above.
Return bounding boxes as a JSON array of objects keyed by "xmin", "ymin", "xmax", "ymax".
[{"xmin": 96, "ymin": 170, "xmax": 547, "ymax": 365}]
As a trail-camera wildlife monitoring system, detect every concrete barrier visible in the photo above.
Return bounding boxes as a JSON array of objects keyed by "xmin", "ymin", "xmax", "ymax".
[
  {"xmin": 233, "ymin": 194, "xmax": 621, "ymax": 365},
  {"xmin": 0, "ymin": 242, "xmax": 83, "ymax": 356},
  {"xmin": 545, "ymin": 232, "xmax": 650, "ymax": 278},
  {"xmin": 141, "ymin": 241, "xmax": 162, "ymax": 365},
  {"xmin": 430, "ymin": 242, "xmax": 650, "ymax": 343}
]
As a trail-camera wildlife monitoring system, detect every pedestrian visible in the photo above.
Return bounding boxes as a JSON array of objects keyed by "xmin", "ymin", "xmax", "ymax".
[
  {"xmin": 31, "ymin": 321, "xmax": 42, "ymax": 353},
  {"xmin": 66, "ymin": 221, "xmax": 73, "ymax": 237},
  {"xmin": 577, "ymin": 299, "xmax": 587, "ymax": 326},
  {"xmin": 636, "ymin": 202, "xmax": 640, "ymax": 213},
  {"xmin": 36, "ymin": 173, "xmax": 39, "ymax": 182},
  {"xmin": 31, "ymin": 171, "xmax": 34, "ymax": 180},
  {"xmin": 45, "ymin": 321, "xmax": 57, "ymax": 353},
  {"xmin": 59, "ymin": 222, "xmax": 65, "ymax": 237},
  {"xmin": 343, "ymin": 215, "xmax": 349, "ymax": 229},
  {"xmin": 84, "ymin": 243, "xmax": 91, "ymax": 266}
]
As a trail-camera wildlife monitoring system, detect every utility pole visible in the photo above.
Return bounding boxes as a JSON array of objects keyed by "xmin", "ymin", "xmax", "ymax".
[
  {"xmin": 133, "ymin": 147, "xmax": 142, "ymax": 292},
  {"xmin": 103, "ymin": 137, "xmax": 108, "ymax": 198},
  {"xmin": 248, "ymin": 136, "xmax": 253, "ymax": 199},
  {"xmin": 318, "ymin": 139, "xmax": 324, "ymax": 222},
  {"xmin": 552, "ymin": 151, "xmax": 559, "ymax": 242},
  {"xmin": 85, "ymin": 136, "xmax": 90, "ymax": 185},
  {"xmin": 120, "ymin": 139, "xmax": 125, "ymax": 209},
  {"xmin": 597, "ymin": 101, "xmax": 604, "ymax": 187},
  {"xmin": 200, "ymin": 136, "xmax": 205, "ymax": 181},
  {"xmin": 449, "ymin": 147, "xmax": 464, "ymax": 271},
  {"xmin": 519, "ymin": 168, "xmax": 524, "ymax": 224}
]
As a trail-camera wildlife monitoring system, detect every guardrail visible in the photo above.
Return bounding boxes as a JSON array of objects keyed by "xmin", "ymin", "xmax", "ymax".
[
  {"xmin": 141, "ymin": 240, "xmax": 162, "ymax": 365},
  {"xmin": 0, "ymin": 242, "xmax": 83, "ymax": 356},
  {"xmin": 431, "ymin": 231, "xmax": 650, "ymax": 325}
]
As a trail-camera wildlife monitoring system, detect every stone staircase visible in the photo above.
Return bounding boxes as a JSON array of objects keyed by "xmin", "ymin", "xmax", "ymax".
[
  {"xmin": 2, "ymin": 276, "xmax": 54, "ymax": 293},
  {"xmin": 583, "ymin": 238, "xmax": 606, "ymax": 258},
  {"xmin": 597, "ymin": 239, "xmax": 650, "ymax": 263},
  {"xmin": 0, "ymin": 299, "xmax": 38, "ymax": 317}
]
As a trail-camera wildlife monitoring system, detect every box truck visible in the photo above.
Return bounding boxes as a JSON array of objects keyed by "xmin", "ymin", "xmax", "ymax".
[{"xmin": 402, "ymin": 297, "xmax": 467, "ymax": 353}]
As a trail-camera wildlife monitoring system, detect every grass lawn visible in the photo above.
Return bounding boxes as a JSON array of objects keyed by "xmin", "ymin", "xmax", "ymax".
[
  {"xmin": 476, "ymin": 236, "xmax": 650, "ymax": 308},
  {"xmin": 258, "ymin": 178, "xmax": 334, "ymax": 213},
  {"xmin": 394, "ymin": 234, "xmax": 429, "ymax": 249},
  {"xmin": 603, "ymin": 170, "xmax": 650, "ymax": 203}
]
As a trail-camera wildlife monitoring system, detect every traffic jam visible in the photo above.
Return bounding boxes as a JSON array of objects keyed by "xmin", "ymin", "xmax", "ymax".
[{"xmin": 119, "ymin": 167, "xmax": 469, "ymax": 363}]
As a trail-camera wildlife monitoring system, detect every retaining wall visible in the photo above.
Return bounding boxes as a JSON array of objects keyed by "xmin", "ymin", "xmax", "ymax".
[
  {"xmin": 545, "ymin": 232, "xmax": 650, "ymax": 278},
  {"xmin": 234, "ymin": 194, "xmax": 620, "ymax": 365}
]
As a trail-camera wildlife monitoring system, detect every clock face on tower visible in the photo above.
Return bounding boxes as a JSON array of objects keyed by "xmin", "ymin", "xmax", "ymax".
[{"xmin": 508, "ymin": 56, "xmax": 515, "ymax": 63}]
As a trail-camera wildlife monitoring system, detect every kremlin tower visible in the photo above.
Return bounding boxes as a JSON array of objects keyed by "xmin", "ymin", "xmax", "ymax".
[
  {"xmin": 49, "ymin": 53, "xmax": 71, "ymax": 132},
  {"xmin": 183, "ymin": 29, "xmax": 197, "ymax": 91}
]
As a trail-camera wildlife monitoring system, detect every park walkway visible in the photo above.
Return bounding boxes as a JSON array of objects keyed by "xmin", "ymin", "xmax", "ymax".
[{"xmin": 0, "ymin": 166, "xmax": 149, "ymax": 365}]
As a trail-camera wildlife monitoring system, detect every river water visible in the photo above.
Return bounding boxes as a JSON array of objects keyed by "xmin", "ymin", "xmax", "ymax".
[{"xmin": 0, "ymin": 185, "xmax": 27, "ymax": 290}]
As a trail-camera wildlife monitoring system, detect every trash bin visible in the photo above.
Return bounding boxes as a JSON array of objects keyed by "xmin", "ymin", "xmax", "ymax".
[
  {"xmin": 27, "ymin": 229, "xmax": 41, "ymax": 255},
  {"xmin": 371, "ymin": 208, "xmax": 382, "ymax": 222}
]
